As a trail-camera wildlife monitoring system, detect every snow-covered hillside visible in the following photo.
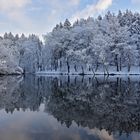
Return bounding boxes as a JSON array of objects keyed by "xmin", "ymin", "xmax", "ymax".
[
  {"xmin": 1, "ymin": 10, "xmax": 140, "ymax": 75},
  {"xmin": 42, "ymin": 10, "xmax": 140, "ymax": 75}
]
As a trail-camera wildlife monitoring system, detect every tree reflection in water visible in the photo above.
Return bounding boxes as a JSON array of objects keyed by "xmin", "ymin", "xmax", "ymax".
[{"xmin": 0, "ymin": 75, "xmax": 140, "ymax": 139}]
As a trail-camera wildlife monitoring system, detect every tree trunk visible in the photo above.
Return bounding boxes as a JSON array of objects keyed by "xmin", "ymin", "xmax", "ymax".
[
  {"xmin": 103, "ymin": 65, "xmax": 106, "ymax": 75},
  {"xmin": 119, "ymin": 57, "xmax": 122, "ymax": 71},
  {"xmin": 128, "ymin": 63, "xmax": 131, "ymax": 72},
  {"xmin": 115, "ymin": 54, "xmax": 119, "ymax": 72},
  {"xmin": 95, "ymin": 62, "xmax": 99, "ymax": 72},
  {"xmin": 81, "ymin": 66, "xmax": 84, "ymax": 74},
  {"xmin": 91, "ymin": 68, "xmax": 95, "ymax": 75},
  {"xmin": 60, "ymin": 60, "xmax": 62, "ymax": 70},
  {"xmin": 74, "ymin": 65, "xmax": 77, "ymax": 72},
  {"xmin": 89, "ymin": 66, "xmax": 91, "ymax": 71},
  {"xmin": 128, "ymin": 56, "xmax": 131, "ymax": 72},
  {"xmin": 104, "ymin": 65, "xmax": 109, "ymax": 75},
  {"xmin": 66, "ymin": 59, "xmax": 70, "ymax": 74},
  {"xmin": 54, "ymin": 61, "xmax": 57, "ymax": 71},
  {"xmin": 139, "ymin": 61, "xmax": 140, "ymax": 71}
]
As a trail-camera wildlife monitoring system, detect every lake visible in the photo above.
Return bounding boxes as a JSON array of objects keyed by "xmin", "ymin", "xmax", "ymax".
[{"xmin": 0, "ymin": 75, "xmax": 140, "ymax": 140}]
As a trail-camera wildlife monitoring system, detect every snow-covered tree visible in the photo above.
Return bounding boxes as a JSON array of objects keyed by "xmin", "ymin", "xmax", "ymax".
[
  {"xmin": 1, "ymin": 10, "xmax": 140, "ymax": 75},
  {"xmin": 0, "ymin": 34, "xmax": 23, "ymax": 75},
  {"xmin": 17, "ymin": 34, "xmax": 42, "ymax": 73},
  {"xmin": 42, "ymin": 11, "xmax": 140, "ymax": 74}
]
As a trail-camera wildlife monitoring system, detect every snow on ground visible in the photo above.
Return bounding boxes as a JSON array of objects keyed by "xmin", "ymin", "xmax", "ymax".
[{"xmin": 36, "ymin": 66, "xmax": 140, "ymax": 75}]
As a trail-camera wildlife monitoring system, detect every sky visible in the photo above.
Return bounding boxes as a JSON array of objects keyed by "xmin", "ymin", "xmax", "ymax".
[{"xmin": 0, "ymin": 0, "xmax": 140, "ymax": 37}]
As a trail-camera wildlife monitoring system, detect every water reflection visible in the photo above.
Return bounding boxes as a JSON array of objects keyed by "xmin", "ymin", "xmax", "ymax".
[{"xmin": 0, "ymin": 75, "xmax": 140, "ymax": 140}]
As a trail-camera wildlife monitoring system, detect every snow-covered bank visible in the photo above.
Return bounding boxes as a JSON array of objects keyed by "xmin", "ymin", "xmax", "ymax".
[
  {"xmin": 36, "ymin": 66, "xmax": 140, "ymax": 75},
  {"xmin": 0, "ymin": 66, "xmax": 23, "ymax": 75}
]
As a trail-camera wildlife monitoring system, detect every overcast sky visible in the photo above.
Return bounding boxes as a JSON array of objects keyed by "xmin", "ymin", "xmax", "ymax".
[{"xmin": 0, "ymin": 0, "xmax": 140, "ymax": 37}]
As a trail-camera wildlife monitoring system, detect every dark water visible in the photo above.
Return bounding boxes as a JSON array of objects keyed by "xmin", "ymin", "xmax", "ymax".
[{"xmin": 0, "ymin": 75, "xmax": 140, "ymax": 140}]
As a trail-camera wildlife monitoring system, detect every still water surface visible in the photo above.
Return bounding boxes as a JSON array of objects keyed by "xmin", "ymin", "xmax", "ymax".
[{"xmin": 0, "ymin": 75, "xmax": 140, "ymax": 140}]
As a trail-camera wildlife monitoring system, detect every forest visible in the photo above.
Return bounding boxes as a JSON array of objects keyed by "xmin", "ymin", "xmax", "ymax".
[{"xmin": 0, "ymin": 10, "xmax": 140, "ymax": 75}]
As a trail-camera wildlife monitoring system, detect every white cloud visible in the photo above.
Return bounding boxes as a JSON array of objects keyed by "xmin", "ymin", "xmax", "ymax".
[
  {"xmin": 69, "ymin": 0, "xmax": 80, "ymax": 5},
  {"xmin": 70, "ymin": 0, "xmax": 112, "ymax": 22},
  {"xmin": 0, "ymin": 0, "xmax": 113, "ymax": 36},
  {"xmin": 0, "ymin": 0, "xmax": 31, "ymax": 11},
  {"xmin": 131, "ymin": 0, "xmax": 140, "ymax": 4},
  {"xmin": 0, "ymin": 0, "xmax": 32, "ymax": 25},
  {"xmin": 42, "ymin": 0, "xmax": 81, "ymax": 32},
  {"xmin": 0, "ymin": 0, "xmax": 80, "ymax": 36}
]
